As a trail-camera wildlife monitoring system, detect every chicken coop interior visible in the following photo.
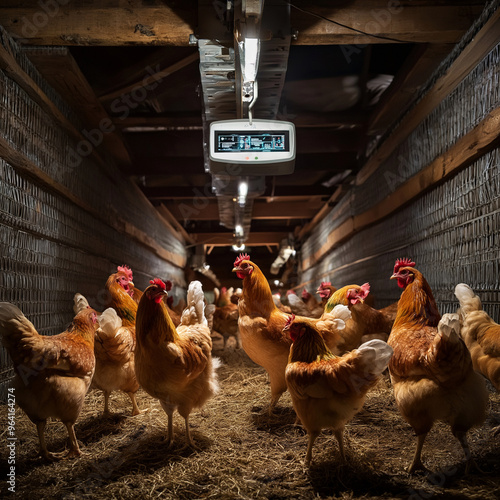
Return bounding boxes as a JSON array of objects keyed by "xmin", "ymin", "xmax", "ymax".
[{"xmin": 0, "ymin": 1, "xmax": 499, "ymax": 499}]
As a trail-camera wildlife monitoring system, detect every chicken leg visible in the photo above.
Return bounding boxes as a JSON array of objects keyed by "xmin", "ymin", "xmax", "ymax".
[
  {"xmin": 305, "ymin": 431, "xmax": 319, "ymax": 465},
  {"xmin": 183, "ymin": 415, "xmax": 197, "ymax": 448},
  {"xmin": 159, "ymin": 399, "xmax": 177, "ymax": 448},
  {"xmin": 64, "ymin": 421, "xmax": 82, "ymax": 458},
  {"xmin": 334, "ymin": 428, "xmax": 346, "ymax": 462},
  {"xmin": 408, "ymin": 433, "xmax": 429, "ymax": 474},
  {"xmin": 127, "ymin": 391, "xmax": 141, "ymax": 416},
  {"xmin": 36, "ymin": 421, "xmax": 57, "ymax": 461},
  {"xmin": 455, "ymin": 431, "xmax": 482, "ymax": 474},
  {"xmin": 103, "ymin": 391, "xmax": 111, "ymax": 415}
]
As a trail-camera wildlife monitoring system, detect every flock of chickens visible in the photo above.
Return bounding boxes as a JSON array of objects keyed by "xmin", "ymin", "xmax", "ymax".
[{"xmin": 0, "ymin": 256, "xmax": 498, "ymax": 474}]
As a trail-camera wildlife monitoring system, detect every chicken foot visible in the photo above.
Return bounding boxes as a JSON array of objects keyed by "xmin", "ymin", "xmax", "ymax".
[
  {"xmin": 183, "ymin": 415, "xmax": 200, "ymax": 450},
  {"xmin": 455, "ymin": 431, "xmax": 482, "ymax": 474},
  {"xmin": 127, "ymin": 391, "xmax": 141, "ymax": 416},
  {"xmin": 64, "ymin": 421, "xmax": 82, "ymax": 458},
  {"xmin": 36, "ymin": 421, "xmax": 62, "ymax": 461},
  {"xmin": 408, "ymin": 433, "xmax": 429, "ymax": 474},
  {"xmin": 36, "ymin": 421, "xmax": 80, "ymax": 460}
]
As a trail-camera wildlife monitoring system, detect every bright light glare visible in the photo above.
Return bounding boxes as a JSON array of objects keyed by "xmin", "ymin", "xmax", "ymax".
[
  {"xmin": 238, "ymin": 181, "xmax": 248, "ymax": 197},
  {"xmin": 244, "ymin": 37, "xmax": 259, "ymax": 82}
]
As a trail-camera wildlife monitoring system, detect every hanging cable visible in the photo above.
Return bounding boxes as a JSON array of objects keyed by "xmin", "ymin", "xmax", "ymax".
[
  {"xmin": 287, "ymin": 1, "xmax": 409, "ymax": 44},
  {"xmin": 248, "ymin": 80, "xmax": 259, "ymax": 125}
]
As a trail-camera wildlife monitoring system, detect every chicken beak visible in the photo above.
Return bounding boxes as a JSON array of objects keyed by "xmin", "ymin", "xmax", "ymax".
[
  {"xmin": 232, "ymin": 267, "xmax": 240, "ymax": 273},
  {"xmin": 390, "ymin": 273, "xmax": 397, "ymax": 280},
  {"xmin": 129, "ymin": 281, "xmax": 135, "ymax": 287}
]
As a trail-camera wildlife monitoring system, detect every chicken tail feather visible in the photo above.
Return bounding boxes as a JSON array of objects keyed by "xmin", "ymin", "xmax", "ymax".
[
  {"xmin": 455, "ymin": 283, "xmax": 482, "ymax": 317},
  {"xmin": 181, "ymin": 281, "xmax": 207, "ymax": 327},
  {"xmin": 98, "ymin": 308, "xmax": 123, "ymax": 338},
  {"xmin": 437, "ymin": 313, "xmax": 461, "ymax": 342},
  {"xmin": 0, "ymin": 302, "xmax": 39, "ymax": 363},
  {"xmin": 73, "ymin": 293, "xmax": 90, "ymax": 316},
  {"xmin": 356, "ymin": 339, "xmax": 393, "ymax": 376}
]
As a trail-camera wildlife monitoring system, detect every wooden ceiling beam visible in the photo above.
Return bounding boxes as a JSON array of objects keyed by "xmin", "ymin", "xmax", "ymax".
[
  {"xmin": 99, "ymin": 52, "xmax": 199, "ymax": 102},
  {"xmin": 0, "ymin": 1, "xmax": 483, "ymax": 46},
  {"xmin": 290, "ymin": 1, "xmax": 485, "ymax": 45},
  {"xmin": 114, "ymin": 116, "xmax": 203, "ymax": 130},
  {"xmin": 0, "ymin": 1, "xmax": 197, "ymax": 46},
  {"xmin": 115, "ymin": 112, "xmax": 363, "ymax": 130},
  {"xmin": 124, "ymin": 129, "xmax": 360, "ymax": 156},
  {"xmin": 128, "ymin": 151, "xmax": 356, "ymax": 177},
  {"xmin": 163, "ymin": 199, "xmax": 323, "ymax": 221},
  {"xmin": 141, "ymin": 185, "xmax": 332, "ymax": 199},
  {"xmin": 192, "ymin": 232, "xmax": 289, "ymax": 246}
]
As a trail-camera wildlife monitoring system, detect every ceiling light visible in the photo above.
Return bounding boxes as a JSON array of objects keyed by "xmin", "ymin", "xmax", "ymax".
[
  {"xmin": 238, "ymin": 181, "xmax": 248, "ymax": 207},
  {"xmin": 238, "ymin": 181, "xmax": 248, "ymax": 197},
  {"xmin": 235, "ymin": 224, "xmax": 244, "ymax": 237},
  {"xmin": 232, "ymin": 243, "xmax": 246, "ymax": 252},
  {"xmin": 242, "ymin": 37, "xmax": 259, "ymax": 84}
]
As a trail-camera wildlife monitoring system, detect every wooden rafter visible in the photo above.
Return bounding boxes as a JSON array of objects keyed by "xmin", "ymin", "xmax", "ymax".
[
  {"xmin": 192, "ymin": 232, "xmax": 288, "ymax": 246},
  {"xmin": 98, "ymin": 52, "xmax": 199, "ymax": 102},
  {"xmin": 0, "ymin": 1, "xmax": 484, "ymax": 46},
  {"xmin": 162, "ymin": 199, "xmax": 323, "ymax": 221}
]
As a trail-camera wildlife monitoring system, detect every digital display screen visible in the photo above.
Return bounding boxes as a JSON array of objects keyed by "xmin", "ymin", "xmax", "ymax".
[{"xmin": 215, "ymin": 131, "xmax": 290, "ymax": 153}]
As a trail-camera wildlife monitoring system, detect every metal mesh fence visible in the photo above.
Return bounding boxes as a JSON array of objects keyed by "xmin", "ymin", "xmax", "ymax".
[
  {"xmin": 0, "ymin": 30, "xmax": 187, "ymax": 397},
  {"xmin": 301, "ymin": 40, "xmax": 500, "ymax": 263},
  {"xmin": 300, "ymin": 3, "xmax": 500, "ymax": 321},
  {"xmin": 300, "ymin": 146, "xmax": 500, "ymax": 321}
]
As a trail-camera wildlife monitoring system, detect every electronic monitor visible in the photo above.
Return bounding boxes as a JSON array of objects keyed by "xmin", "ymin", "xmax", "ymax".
[{"xmin": 209, "ymin": 119, "xmax": 295, "ymax": 175}]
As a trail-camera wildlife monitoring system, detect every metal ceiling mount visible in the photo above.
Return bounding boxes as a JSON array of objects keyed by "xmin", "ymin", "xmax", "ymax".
[{"xmin": 197, "ymin": 0, "xmax": 291, "ymax": 248}]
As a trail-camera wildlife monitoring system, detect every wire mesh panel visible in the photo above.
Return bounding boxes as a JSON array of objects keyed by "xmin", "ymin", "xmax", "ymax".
[
  {"xmin": 300, "ymin": 3, "xmax": 500, "ymax": 321},
  {"xmin": 0, "ymin": 29, "xmax": 187, "ymax": 397},
  {"xmin": 301, "ymin": 146, "xmax": 500, "ymax": 320}
]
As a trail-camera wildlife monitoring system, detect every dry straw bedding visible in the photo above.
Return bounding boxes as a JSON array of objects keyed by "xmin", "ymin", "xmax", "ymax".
[{"xmin": 1, "ymin": 348, "xmax": 499, "ymax": 500}]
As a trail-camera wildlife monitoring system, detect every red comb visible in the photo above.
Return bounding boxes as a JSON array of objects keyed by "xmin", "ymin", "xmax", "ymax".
[
  {"xmin": 286, "ymin": 289, "xmax": 296, "ymax": 296},
  {"xmin": 117, "ymin": 265, "xmax": 133, "ymax": 280},
  {"xmin": 394, "ymin": 258, "xmax": 416, "ymax": 273},
  {"xmin": 234, "ymin": 253, "xmax": 250, "ymax": 267},
  {"xmin": 359, "ymin": 282, "xmax": 371, "ymax": 299},
  {"xmin": 164, "ymin": 280, "xmax": 173, "ymax": 291},
  {"xmin": 284, "ymin": 314, "xmax": 295, "ymax": 330},
  {"xmin": 149, "ymin": 278, "xmax": 166, "ymax": 290},
  {"xmin": 301, "ymin": 289, "xmax": 311, "ymax": 299},
  {"xmin": 320, "ymin": 281, "xmax": 331, "ymax": 288}
]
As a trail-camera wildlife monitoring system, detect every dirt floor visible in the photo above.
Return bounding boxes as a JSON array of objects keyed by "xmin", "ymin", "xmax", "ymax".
[{"xmin": 1, "ymin": 345, "xmax": 499, "ymax": 500}]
